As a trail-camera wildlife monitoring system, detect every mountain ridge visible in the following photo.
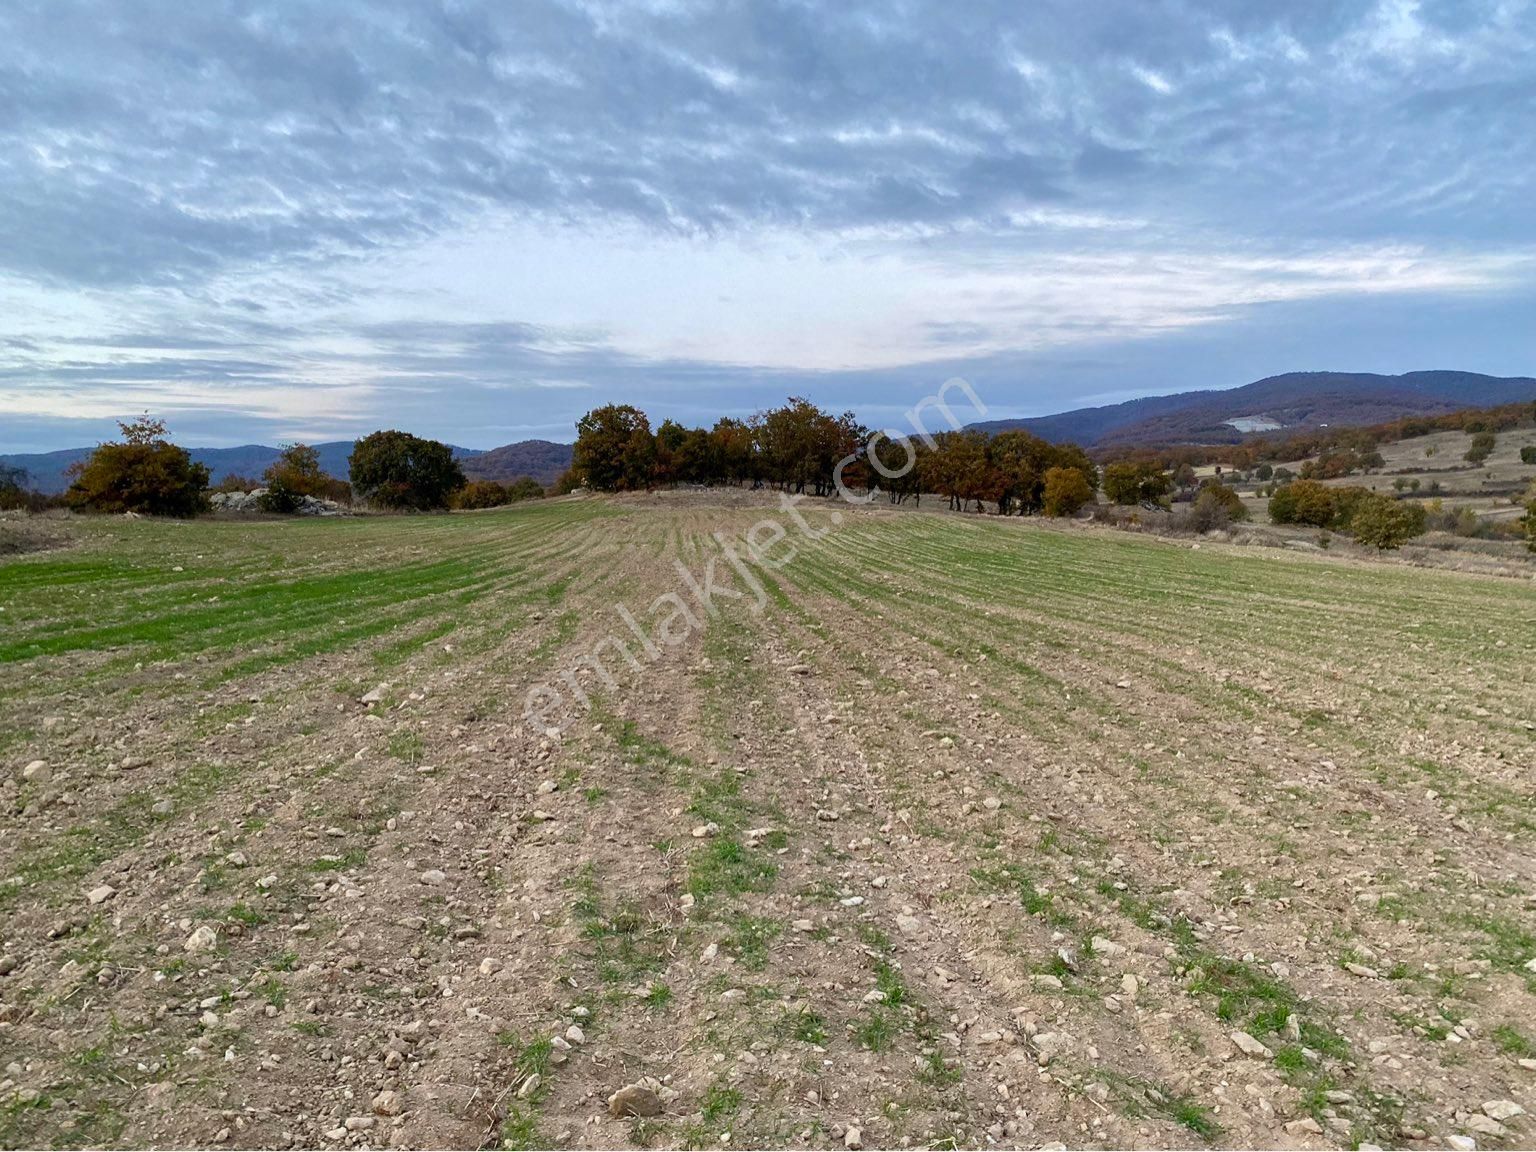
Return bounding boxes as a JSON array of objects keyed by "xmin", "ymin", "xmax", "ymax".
[{"xmin": 970, "ymin": 370, "xmax": 1536, "ymax": 447}]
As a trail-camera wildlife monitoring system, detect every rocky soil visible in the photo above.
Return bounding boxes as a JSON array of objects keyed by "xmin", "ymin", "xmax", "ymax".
[{"xmin": 1, "ymin": 493, "xmax": 1533, "ymax": 1150}]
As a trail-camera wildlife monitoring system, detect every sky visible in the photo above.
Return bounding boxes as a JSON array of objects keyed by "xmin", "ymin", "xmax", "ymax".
[{"xmin": 2, "ymin": 0, "xmax": 1534, "ymax": 453}]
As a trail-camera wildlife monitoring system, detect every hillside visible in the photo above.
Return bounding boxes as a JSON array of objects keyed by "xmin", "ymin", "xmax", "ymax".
[
  {"xmin": 0, "ymin": 438, "xmax": 573, "ymax": 494},
  {"xmin": 459, "ymin": 439, "xmax": 573, "ymax": 485},
  {"xmin": 972, "ymin": 370, "xmax": 1536, "ymax": 448}
]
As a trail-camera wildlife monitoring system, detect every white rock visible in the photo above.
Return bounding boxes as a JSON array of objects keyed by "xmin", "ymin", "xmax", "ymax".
[
  {"xmin": 895, "ymin": 914, "xmax": 922, "ymax": 935},
  {"xmin": 184, "ymin": 925, "xmax": 218, "ymax": 953},
  {"xmin": 1089, "ymin": 936, "xmax": 1125, "ymax": 957},
  {"xmin": 1483, "ymin": 1100, "xmax": 1525, "ymax": 1122},
  {"xmin": 565, "ymin": 1025, "xmax": 585, "ymax": 1045},
  {"xmin": 21, "ymin": 760, "xmax": 49, "ymax": 783},
  {"xmin": 359, "ymin": 684, "xmax": 389, "ymax": 704},
  {"xmin": 86, "ymin": 885, "xmax": 117, "ymax": 905},
  {"xmin": 844, "ymin": 1125, "xmax": 863, "ymax": 1149},
  {"xmin": 418, "ymin": 869, "xmax": 446, "ymax": 884},
  {"xmin": 1230, "ymin": 1031, "xmax": 1273, "ymax": 1059},
  {"xmin": 1446, "ymin": 1136, "xmax": 1477, "ymax": 1151},
  {"xmin": 371, "ymin": 1089, "xmax": 402, "ymax": 1116},
  {"xmin": 225, "ymin": 851, "xmax": 248, "ymax": 867}
]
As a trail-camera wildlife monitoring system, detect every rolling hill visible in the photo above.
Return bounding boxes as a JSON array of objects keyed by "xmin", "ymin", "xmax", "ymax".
[{"xmin": 971, "ymin": 371, "xmax": 1536, "ymax": 448}]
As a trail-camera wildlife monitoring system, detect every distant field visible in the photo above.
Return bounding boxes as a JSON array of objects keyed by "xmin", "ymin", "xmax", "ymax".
[{"xmin": 2, "ymin": 497, "xmax": 1534, "ymax": 1150}]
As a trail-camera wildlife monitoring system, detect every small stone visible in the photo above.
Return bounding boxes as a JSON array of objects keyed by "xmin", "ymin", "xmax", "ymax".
[
  {"xmin": 479, "ymin": 958, "xmax": 504, "ymax": 976},
  {"xmin": 517, "ymin": 1074, "xmax": 541, "ymax": 1100},
  {"xmin": 1089, "ymin": 936, "xmax": 1125, "ymax": 957},
  {"xmin": 359, "ymin": 684, "xmax": 388, "ymax": 704},
  {"xmin": 1230, "ymin": 1031, "xmax": 1273, "ymax": 1059},
  {"xmin": 565, "ymin": 1025, "xmax": 585, "ymax": 1045},
  {"xmin": 844, "ymin": 1125, "xmax": 863, "ymax": 1149},
  {"xmin": 1031, "ymin": 974, "xmax": 1063, "ymax": 991},
  {"xmin": 152, "ymin": 800, "xmax": 174, "ymax": 816},
  {"xmin": 895, "ymin": 914, "xmax": 921, "ymax": 935},
  {"xmin": 225, "ymin": 851, "xmax": 248, "ymax": 867},
  {"xmin": 21, "ymin": 760, "xmax": 50, "ymax": 783},
  {"xmin": 1464, "ymin": 1115, "xmax": 1507, "ymax": 1138},
  {"xmin": 1483, "ymin": 1100, "xmax": 1524, "ymax": 1122},
  {"xmin": 1446, "ymin": 1136, "xmax": 1477, "ymax": 1152},
  {"xmin": 87, "ymin": 885, "xmax": 117, "ymax": 905},
  {"xmin": 607, "ymin": 1083, "xmax": 663, "ymax": 1119},
  {"xmin": 184, "ymin": 925, "xmax": 218, "ymax": 953},
  {"xmin": 1285, "ymin": 1118, "xmax": 1324, "ymax": 1136},
  {"xmin": 691, "ymin": 822, "xmax": 719, "ymax": 839},
  {"xmin": 371, "ymin": 1089, "xmax": 402, "ymax": 1116},
  {"xmin": 536, "ymin": 779, "xmax": 558, "ymax": 794},
  {"xmin": 1120, "ymin": 973, "xmax": 1139, "ymax": 996},
  {"xmin": 419, "ymin": 869, "xmax": 446, "ymax": 885},
  {"xmin": 1344, "ymin": 962, "xmax": 1379, "ymax": 978},
  {"xmin": 344, "ymin": 1116, "xmax": 374, "ymax": 1131}
]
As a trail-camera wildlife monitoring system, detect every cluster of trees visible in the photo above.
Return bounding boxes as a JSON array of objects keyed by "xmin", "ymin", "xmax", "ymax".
[
  {"xmin": 1268, "ymin": 479, "xmax": 1427, "ymax": 550},
  {"xmin": 571, "ymin": 402, "xmax": 1103, "ymax": 518},
  {"xmin": 56, "ymin": 420, "xmax": 549, "ymax": 517},
  {"xmin": 573, "ymin": 400, "xmax": 863, "ymax": 497},
  {"xmin": 1526, "ymin": 482, "xmax": 1536, "ymax": 552}
]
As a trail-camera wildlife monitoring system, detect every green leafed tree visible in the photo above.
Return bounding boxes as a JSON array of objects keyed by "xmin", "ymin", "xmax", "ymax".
[
  {"xmin": 348, "ymin": 430, "xmax": 465, "ymax": 510},
  {"xmin": 1346, "ymin": 492, "xmax": 1427, "ymax": 551},
  {"xmin": 1267, "ymin": 479, "xmax": 1336, "ymax": 527},
  {"xmin": 1041, "ymin": 466, "xmax": 1095, "ymax": 517},
  {"xmin": 573, "ymin": 404, "xmax": 655, "ymax": 492},
  {"xmin": 66, "ymin": 418, "xmax": 210, "ymax": 517},
  {"xmin": 1102, "ymin": 461, "xmax": 1171, "ymax": 507}
]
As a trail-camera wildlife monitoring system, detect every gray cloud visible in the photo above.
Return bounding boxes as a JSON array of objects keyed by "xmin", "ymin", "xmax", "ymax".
[{"xmin": 3, "ymin": 0, "xmax": 1532, "ymax": 288}]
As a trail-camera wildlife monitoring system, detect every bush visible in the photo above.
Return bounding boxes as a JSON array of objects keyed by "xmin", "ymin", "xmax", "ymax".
[
  {"xmin": 258, "ymin": 444, "xmax": 328, "ymax": 512},
  {"xmin": 65, "ymin": 418, "xmax": 210, "ymax": 517},
  {"xmin": 1255, "ymin": 463, "xmax": 1273, "ymax": 482},
  {"xmin": 504, "ymin": 476, "xmax": 546, "ymax": 501},
  {"xmin": 1198, "ymin": 481, "xmax": 1249, "ymax": 522},
  {"xmin": 1041, "ymin": 466, "xmax": 1094, "ymax": 517},
  {"xmin": 454, "ymin": 480, "xmax": 509, "ymax": 510},
  {"xmin": 1524, "ymin": 481, "xmax": 1536, "ymax": 553},
  {"xmin": 1465, "ymin": 431, "xmax": 1496, "ymax": 463},
  {"xmin": 1267, "ymin": 479, "xmax": 1335, "ymax": 527},
  {"xmin": 1521, "ymin": 446, "xmax": 1536, "ymax": 465},
  {"xmin": 349, "ymin": 430, "xmax": 465, "ymax": 511},
  {"xmin": 1347, "ymin": 493, "xmax": 1426, "ymax": 551}
]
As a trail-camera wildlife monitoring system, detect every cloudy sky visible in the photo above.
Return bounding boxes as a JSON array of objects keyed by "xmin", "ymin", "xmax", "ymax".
[{"xmin": 2, "ymin": 0, "xmax": 1534, "ymax": 452}]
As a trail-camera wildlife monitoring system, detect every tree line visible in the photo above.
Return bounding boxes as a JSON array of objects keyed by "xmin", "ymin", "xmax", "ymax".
[{"xmin": 572, "ymin": 400, "xmax": 1104, "ymax": 516}]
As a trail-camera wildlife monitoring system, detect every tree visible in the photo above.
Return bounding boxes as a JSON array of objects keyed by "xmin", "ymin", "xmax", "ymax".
[
  {"xmin": 1255, "ymin": 462, "xmax": 1274, "ymax": 482},
  {"xmin": 66, "ymin": 418, "xmax": 210, "ymax": 517},
  {"xmin": 1041, "ymin": 467, "xmax": 1094, "ymax": 517},
  {"xmin": 260, "ymin": 443, "xmax": 328, "ymax": 513},
  {"xmin": 1347, "ymin": 493, "xmax": 1426, "ymax": 551},
  {"xmin": 1465, "ymin": 431, "xmax": 1496, "ymax": 463},
  {"xmin": 1102, "ymin": 462, "xmax": 1171, "ymax": 507},
  {"xmin": 0, "ymin": 465, "xmax": 27, "ymax": 511},
  {"xmin": 573, "ymin": 405, "xmax": 655, "ymax": 492},
  {"xmin": 1521, "ymin": 446, "xmax": 1536, "ymax": 465},
  {"xmin": 1267, "ymin": 479, "xmax": 1335, "ymax": 527},
  {"xmin": 349, "ymin": 430, "xmax": 465, "ymax": 510}
]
